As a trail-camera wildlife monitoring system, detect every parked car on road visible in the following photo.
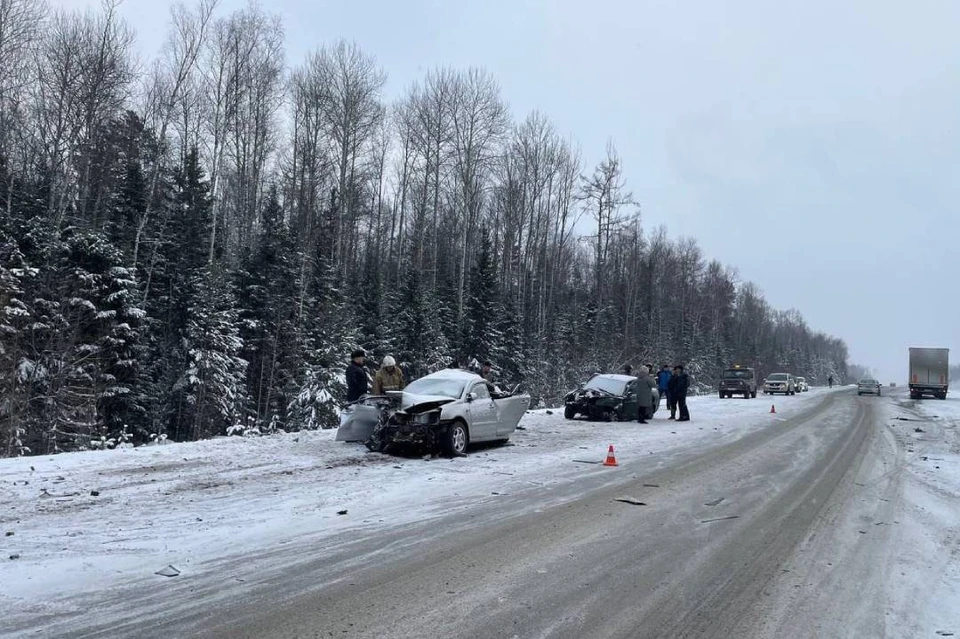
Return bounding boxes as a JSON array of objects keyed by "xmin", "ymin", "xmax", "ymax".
[
  {"xmin": 763, "ymin": 373, "xmax": 796, "ymax": 395},
  {"xmin": 857, "ymin": 378, "xmax": 882, "ymax": 396},
  {"xmin": 564, "ymin": 373, "xmax": 659, "ymax": 421},
  {"xmin": 719, "ymin": 366, "xmax": 757, "ymax": 398},
  {"xmin": 337, "ymin": 369, "xmax": 530, "ymax": 456},
  {"xmin": 795, "ymin": 377, "xmax": 809, "ymax": 392}
]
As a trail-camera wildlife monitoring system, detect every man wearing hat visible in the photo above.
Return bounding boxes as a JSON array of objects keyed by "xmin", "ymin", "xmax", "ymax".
[
  {"xmin": 480, "ymin": 361, "xmax": 496, "ymax": 385},
  {"xmin": 346, "ymin": 349, "xmax": 368, "ymax": 403}
]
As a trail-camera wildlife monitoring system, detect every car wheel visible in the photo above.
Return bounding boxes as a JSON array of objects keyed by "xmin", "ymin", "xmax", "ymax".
[
  {"xmin": 564, "ymin": 405, "xmax": 576, "ymax": 420},
  {"xmin": 441, "ymin": 420, "xmax": 469, "ymax": 457}
]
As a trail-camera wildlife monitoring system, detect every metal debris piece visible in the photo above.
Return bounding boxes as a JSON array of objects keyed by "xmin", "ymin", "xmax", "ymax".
[
  {"xmin": 613, "ymin": 496, "xmax": 647, "ymax": 506},
  {"xmin": 704, "ymin": 498, "xmax": 725, "ymax": 507},
  {"xmin": 155, "ymin": 565, "xmax": 180, "ymax": 577},
  {"xmin": 337, "ymin": 509, "xmax": 348, "ymax": 516},
  {"xmin": 700, "ymin": 515, "xmax": 740, "ymax": 524}
]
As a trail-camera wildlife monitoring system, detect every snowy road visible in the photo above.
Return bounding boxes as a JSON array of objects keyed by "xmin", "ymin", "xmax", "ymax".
[{"xmin": 3, "ymin": 387, "xmax": 959, "ymax": 637}]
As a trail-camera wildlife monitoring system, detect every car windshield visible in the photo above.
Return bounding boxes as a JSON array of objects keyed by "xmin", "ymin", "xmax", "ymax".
[
  {"xmin": 768, "ymin": 373, "xmax": 788, "ymax": 381},
  {"xmin": 723, "ymin": 370, "xmax": 752, "ymax": 379},
  {"xmin": 404, "ymin": 377, "xmax": 465, "ymax": 399},
  {"xmin": 584, "ymin": 376, "xmax": 628, "ymax": 396}
]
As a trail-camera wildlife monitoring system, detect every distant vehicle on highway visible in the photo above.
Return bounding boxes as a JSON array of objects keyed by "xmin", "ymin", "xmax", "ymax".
[
  {"xmin": 719, "ymin": 366, "xmax": 757, "ymax": 399},
  {"xmin": 908, "ymin": 347, "xmax": 949, "ymax": 400},
  {"xmin": 763, "ymin": 373, "xmax": 796, "ymax": 395},
  {"xmin": 795, "ymin": 377, "xmax": 809, "ymax": 392},
  {"xmin": 857, "ymin": 378, "xmax": 881, "ymax": 396}
]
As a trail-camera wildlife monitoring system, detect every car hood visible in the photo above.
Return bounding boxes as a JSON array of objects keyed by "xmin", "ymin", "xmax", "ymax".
[{"xmin": 400, "ymin": 393, "xmax": 457, "ymax": 413}]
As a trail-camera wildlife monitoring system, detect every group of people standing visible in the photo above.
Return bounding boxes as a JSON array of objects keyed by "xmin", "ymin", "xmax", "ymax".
[
  {"xmin": 626, "ymin": 364, "xmax": 691, "ymax": 423},
  {"xmin": 346, "ymin": 350, "xmax": 497, "ymax": 403},
  {"xmin": 346, "ymin": 349, "xmax": 407, "ymax": 402}
]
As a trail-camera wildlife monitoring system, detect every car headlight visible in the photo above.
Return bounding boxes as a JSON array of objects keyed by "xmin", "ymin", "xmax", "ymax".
[{"xmin": 415, "ymin": 412, "xmax": 439, "ymax": 425}]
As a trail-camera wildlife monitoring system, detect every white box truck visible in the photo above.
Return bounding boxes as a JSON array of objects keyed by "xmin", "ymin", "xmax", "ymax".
[{"xmin": 909, "ymin": 347, "xmax": 949, "ymax": 400}]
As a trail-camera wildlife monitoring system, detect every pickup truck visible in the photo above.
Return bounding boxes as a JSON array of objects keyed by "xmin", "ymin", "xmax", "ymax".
[{"xmin": 909, "ymin": 347, "xmax": 949, "ymax": 400}]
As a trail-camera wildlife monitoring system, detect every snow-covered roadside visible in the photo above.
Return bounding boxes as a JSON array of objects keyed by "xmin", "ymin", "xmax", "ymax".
[
  {"xmin": 0, "ymin": 389, "xmax": 830, "ymax": 635},
  {"xmin": 882, "ymin": 392, "xmax": 960, "ymax": 636}
]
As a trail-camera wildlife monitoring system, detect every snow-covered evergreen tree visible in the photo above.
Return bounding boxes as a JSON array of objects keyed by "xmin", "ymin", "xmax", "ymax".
[
  {"xmin": 236, "ymin": 186, "xmax": 301, "ymax": 432},
  {"xmin": 174, "ymin": 270, "xmax": 248, "ymax": 439}
]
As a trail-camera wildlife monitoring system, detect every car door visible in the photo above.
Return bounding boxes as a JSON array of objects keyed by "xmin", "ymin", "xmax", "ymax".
[
  {"xmin": 467, "ymin": 382, "xmax": 498, "ymax": 441},
  {"xmin": 623, "ymin": 381, "xmax": 639, "ymax": 419}
]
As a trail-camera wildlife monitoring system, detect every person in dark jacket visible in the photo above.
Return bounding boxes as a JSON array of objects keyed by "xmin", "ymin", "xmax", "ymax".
[
  {"xmin": 666, "ymin": 370, "xmax": 679, "ymax": 420},
  {"xmin": 674, "ymin": 365, "xmax": 690, "ymax": 421},
  {"xmin": 346, "ymin": 349, "xmax": 368, "ymax": 403},
  {"xmin": 635, "ymin": 365, "xmax": 657, "ymax": 423}
]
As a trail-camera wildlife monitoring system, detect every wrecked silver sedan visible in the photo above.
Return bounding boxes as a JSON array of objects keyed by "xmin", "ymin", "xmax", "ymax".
[{"xmin": 336, "ymin": 369, "xmax": 530, "ymax": 456}]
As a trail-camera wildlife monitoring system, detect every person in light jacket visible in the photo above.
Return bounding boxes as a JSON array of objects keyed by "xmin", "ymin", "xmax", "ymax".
[
  {"xmin": 372, "ymin": 355, "xmax": 405, "ymax": 395},
  {"xmin": 635, "ymin": 365, "xmax": 658, "ymax": 423}
]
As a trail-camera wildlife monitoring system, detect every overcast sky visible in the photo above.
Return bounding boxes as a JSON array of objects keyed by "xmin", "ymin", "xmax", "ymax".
[{"xmin": 61, "ymin": 0, "xmax": 960, "ymax": 382}]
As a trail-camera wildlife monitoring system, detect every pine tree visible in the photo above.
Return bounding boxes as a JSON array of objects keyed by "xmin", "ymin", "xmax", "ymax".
[
  {"xmin": 0, "ymin": 235, "xmax": 35, "ymax": 455},
  {"xmin": 237, "ymin": 187, "xmax": 301, "ymax": 432},
  {"xmin": 462, "ymin": 228, "xmax": 500, "ymax": 363},
  {"xmin": 174, "ymin": 270, "xmax": 248, "ymax": 439}
]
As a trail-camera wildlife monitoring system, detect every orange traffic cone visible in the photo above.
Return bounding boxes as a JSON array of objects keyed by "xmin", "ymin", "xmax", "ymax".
[
  {"xmin": 603, "ymin": 444, "xmax": 619, "ymax": 467},
  {"xmin": 770, "ymin": 404, "xmax": 776, "ymax": 414}
]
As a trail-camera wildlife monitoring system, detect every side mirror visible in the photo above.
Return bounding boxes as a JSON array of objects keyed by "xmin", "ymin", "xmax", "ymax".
[{"xmin": 467, "ymin": 392, "xmax": 476, "ymax": 402}]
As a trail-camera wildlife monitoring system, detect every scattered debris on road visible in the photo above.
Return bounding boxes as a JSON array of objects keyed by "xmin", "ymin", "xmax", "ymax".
[
  {"xmin": 700, "ymin": 515, "xmax": 739, "ymax": 523},
  {"xmin": 704, "ymin": 497, "xmax": 725, "ymax": 506},
  {"xmin": 643, "ymin": 483, "xmax": 660, "ymax": 488},
  {"xmin": 9, "ymin": 553, "xmax": 21, "ymax": 560},
  {"xmin": 337, "ymin": 509, "xmax": 348, "ymax": 516},
  {"xmin": 90, "ymin": 490, "xmax": 100, "ymax": 497},
  {"xmin": 155, "ymin": 565, "xmax": 180, "ymax": 577},
  {"xmin": 613, "ymin": 496, "xmax": 647, "ymax": 506},
  {"xmin": 914, "ymin": 427, "xmax": 925, "ymax": 433},
  {"xmin": 571, "ymin": 459, "xmax": 602, "ymax": 464}
]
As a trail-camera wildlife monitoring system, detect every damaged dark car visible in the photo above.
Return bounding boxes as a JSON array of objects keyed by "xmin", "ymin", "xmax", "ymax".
[{"xmin": 563, "ymin": 373, "xmax": 659, "ymax": 421}]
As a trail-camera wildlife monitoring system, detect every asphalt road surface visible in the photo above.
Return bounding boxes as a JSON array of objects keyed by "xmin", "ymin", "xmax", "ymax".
[
  {"xmin": 69, "ymin": 388, "xmax": 904, "ymax": 639},
  {"xmin": 176, "ymin": 389, "xmax": 900, "ymax": 639}
]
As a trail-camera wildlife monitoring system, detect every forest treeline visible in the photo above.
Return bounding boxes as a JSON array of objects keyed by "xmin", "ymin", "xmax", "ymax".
[{"xmin": 0, "ymin": 0, "xmax": 849, "ymax": 456}]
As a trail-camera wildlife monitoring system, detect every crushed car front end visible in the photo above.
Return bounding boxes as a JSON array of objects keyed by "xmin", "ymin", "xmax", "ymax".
[{"xmin": 564, "ymin": 388, "xmax": 623, "ymax": 421}]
